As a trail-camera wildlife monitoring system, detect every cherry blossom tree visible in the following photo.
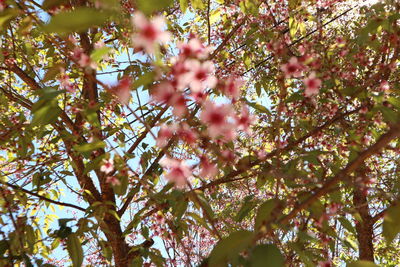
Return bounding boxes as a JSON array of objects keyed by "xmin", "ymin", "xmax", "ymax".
[{"xmin": 1, "ymin": 0, "xmax": 400, "ymax": 266}]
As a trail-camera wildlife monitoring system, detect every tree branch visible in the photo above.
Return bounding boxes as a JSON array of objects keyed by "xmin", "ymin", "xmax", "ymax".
[
  {"xmin": 273, "ymin": 122, "xmax": 400, "ymax": 231},
  {"xmin": 1, "ymin": 180, "xmax": 86, "ymax": 212}
]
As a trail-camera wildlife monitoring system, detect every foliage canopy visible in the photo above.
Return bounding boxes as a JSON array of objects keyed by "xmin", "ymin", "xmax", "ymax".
[{"xmin": 1, "ymin": 0, "xmax": 400, "ymax": 266}]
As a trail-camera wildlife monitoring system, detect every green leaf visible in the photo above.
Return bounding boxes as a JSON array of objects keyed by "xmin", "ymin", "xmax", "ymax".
[
  {"xmin": 254, "ymin": 199, "xmax": 279, "ymax": 231},
  {"xmin": 255, "ymin": 83, "xmax": 262, "ymax": 97},
  {"xmin": 113, "ymin": 175, "xmax": 128, "ymax": 196},
  {"xmin": 338, "ymin": 217, "xmax": 356, "ymax": 235},
  {"xmin": 73, "ymin": 140, "xmax": 105, "ymax": 153},
  {"xmin": 247, "ymin": 101, "xmax": 271, "ymax": 115},
  {"xmin": 308, "ymin": 199, "xmax": 324, "ymax": 219},
  {"xmin": 380, "ymin": 106, "xmax": 399, "ymax": 124},
  {"xmin": 239, "ymin": 0, "xmax": 259, "ymax": 15},
  {"xmin": 0, "ymin": 9, "xmax": 20, "ymax": 29},
  {"xmin": 289, "ymin": 0, "xmax": 301, "ymax": 11},
  {"xmin": 235, "ymin": 198, "xmax": 256, "ymax": 222},
  {"xmin": 130, "ymin": 257, "xmax": 144, "ymax": 267},
  {"xmin": 388, "ymin": 97, "xmax": 400, "ymax": 109},
  {"xmin": 347, "ymin": 260, "xmax": 379, "ymax": 267},
  {"xmin": 209, "ymin": 230, "xmax": 253, "ymax": 266},
  {"xmin": 0, "ymin": 240, "xmax": 8, "ymax": 256},
  {"xmin": 25, "ymin": 225, "xmax": 36, "ymax": 253},
  {"xmin": 187, "ymin": 212, "xmax": 212, "ymax": 232},
  {"xmin": 36, "ymin": 87, "xmax": 65, "ymax": 100},
  {"xmin": 174, "ymin": 197, "xmax": 188, "ymax": 220},
  {"xmin": 67, "ymin": 233, "xmax": 83, "ymax": 267},
  {"xmin": 137, "ymin": 0, "xmax": 174, "ymax": 15},
  {"xmin": 249, "ymin": 244, "xmax": 284, "ymax": 267},
  {"xmin": 83, "ymin": 154, "xmax": 106, "ymax": 174},
  {"xmin": 133, "ymin": 71, "xmax": 155, "ymax": 90},
  {"xmin": 99, "ymin": 241, "xmax": 112, "ymax": 261},
  {"xmin": 44, "ymin": 8, "xmax": 111, "ymax": 34},
  {"xmin": 285, "ymin": 92, "xmax": 303, "ymax": 103},
  {"xmin": 179, "ymin": 0, "xmax": 188, "ymax": 13},
  {"xmin": 148, "ymin": 250, "xmax": 166, "ymax": 267},
  {"xmin": 31, "ymin": 88, "xmax": 64, "ymax": 126},
  {"xmin": 91, "ymin": 47, "xmax": 112, "ymax": 62},
  {"xmin": 191, "ymin": 0, "xmax": 205, "ymax": 10},
  {"xmin": 42, "ymin": 0, "xmax": 68, "ymax": 10},
  {"xmin": 43, "ymin": 64, "xmax": 65, "ymax": 82},
  {"xmin": 383, "ymin": 204, "xmax": 400, "ymax": 244},
  {"xmin": 302, "ymin": 150, "xmax": 326, "ymax": 165},
  {"xmin": 31, "ymin": 104, "xmax": 61, "ymax": 126},
  {"xmin": 289, "ymin": 17, "xmax": 298, "ymax": 38}
]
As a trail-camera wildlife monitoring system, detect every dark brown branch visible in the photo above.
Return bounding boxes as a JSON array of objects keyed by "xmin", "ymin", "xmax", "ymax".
[
  {"xmin": 209, "ymin": 20, "xmax": 246, "ymax": 58},
  {"xmin": 1, "ymin": 181, "xmax": 86, "ymax": 212},
  {"xmin": 273, "ymin": 121, "xmax": 400, "ymax": 231}
]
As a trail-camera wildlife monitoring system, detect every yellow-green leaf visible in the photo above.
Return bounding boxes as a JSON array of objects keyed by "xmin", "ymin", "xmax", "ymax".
[
  {"xmin": 42, "ymin": 0, "xmax": 68, "ymax": 10},
  {"xmin": 179, "ymin": 0, "xmax": 188, "ymax": 13},
  {"xmin": 347, "ymin": 261, "xmax": 379, "ymax": 267},
  {"xmin": 137, "ymin": 0, "xmax": 174, "ymax": 15},
  {"xmin": 191, "ymin": 0, "xmax": 205, "ymax": 10},
  {"xmin": 383, "ymin": 204, "xmax": 400, "ymax": 244},
  {"xmin": 209, "ymin": 230, "xmax": 253, "ymax": 266},
  {"xmin": 73, "ymin": 141, "xmax": 106, "ymax": 153},
  {"xmin": 254, "ymin": 199, "xmax": 279, "ymax": 230},
  {"xmin": 67, "ymin": 233, "xmax": 83, "ymax": 267},
  {"xmin": 44, "ymin": 8, "xmax": 111, "ymax": 34},
  {"xmin": 250, "ymin": 244, "xmax": 284, "ymax": 267}
]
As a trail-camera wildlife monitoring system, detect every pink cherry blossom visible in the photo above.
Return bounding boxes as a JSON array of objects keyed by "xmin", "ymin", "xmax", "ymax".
[
  {"xmin": 221, "ymin": 149, "xmax": 236, "ymax": 162},
  {"xmin": 200, "ymin": 101, "xmax": 236, "ymax": 140},
  {"xmin": 303, "ymin": 72, "xmax": 322, "ymax": 97},
  {"xmin": 151, "ymin": 82, "xmax": 178, "ymax": 104},
  {"xmin": 156, "ymin": 124, "xmax": 177, "ymax": 148},
  {"xmin": 257, "ymin": 150, "xmax": 267, "ymax": 160},
  {"xmin": 222, "ymin": 78, "xmax": 243, "ymax": 100},
  {"xmin": 278, "ymin": 140, "xmax": 288, "ymax": 149},
  {"xmin": 359, "ymin": 106, "xmax": 368, "ymax": 114},
  {"xmin": 94, "ymin": 40, "xmax": 105, "ymax": 49},
  {"xmin": 336, "ymin": 36, "xmax": 346, "ymax": 46},
  {"xmin": 177, "ymin": 123, "xmax": 198, "ymax": 145},
  {"xmin": 101, "ymin": 158, "xmax": 114, "ymax": 174},
  {"xmin": 235, "ymin": 106, "xmax": 256, "ymax": 134},
  {"xmin": 171, "ymin": 59, "xmax": 190, "ymax": 91},
  {"xmin": 0, "ymin": 0, "xmax": 6, "ymax": 11},
  {"xmin": 185, "ymin": 60, "xmax": 217, "ymax": 92},
  {"xmin": 178, "ymin": 38, "xmax": 210, "ymax": 59},
  {"xmin": 58, "ymin": 69, "xmax": 76, "ymax": 93},
  {"xmin": 72, "ymin": 47, "xmax": 96, "ymax": 69},
  {"xmin": 199, "ymin": 157, "xmax": 217, "ymax": 178},
  {"xmin": 113, "ymin": 77, "xmax": 132, "ymax": 105},
  {"xmin": 190, "ymin": 89, "xmax": 207, "ymax": 103},
  {"xmin": 379, "ymin": 80, "xmax": 390, "ymax": 92},
  {"xmin": 131, "ymin": 12, "xmax": 170, "ymax": 54},
  {"xmin": 151, "ymin": 82, "xmax": 187, "ymax": 117},
  {"xmin": 171, "ymin": 60, "xmax": 191, "ymax": 90},
  {"xmin": 171, "ymin": 94, "xmax": 187, "ymax": 117},
  {"xmin": 106, "ymin": 176, "xmax": 121, "ymax": 186},
  {"xmin": 281, "ymin": 57, "xmax": 303, "ymax": 78},
  {"xmin": 159, "ymin": 157, "xmax": 192, "ymax": 188},
  {"xmin": 318, "ymin": 261, "xmax": 332, "ymax": 267}
]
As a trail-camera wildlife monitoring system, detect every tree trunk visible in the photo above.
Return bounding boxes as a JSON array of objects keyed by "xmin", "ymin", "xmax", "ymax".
[
  {"xmin": 102, "ymin": 214, "xmax": 130, "ymax": 267},
  {"xmin": 353, "ymin": 184, "xmax": 374, "ymax": 262}
]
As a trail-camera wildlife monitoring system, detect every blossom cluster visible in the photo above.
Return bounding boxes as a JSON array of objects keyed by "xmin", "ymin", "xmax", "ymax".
[
  {"xmin": 127, "ymin": 12, "xmax": 256, "ymax": 188},
  {"xmin": 281, "ymin": 56, "xmax": 322, "ymax": 97}
]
